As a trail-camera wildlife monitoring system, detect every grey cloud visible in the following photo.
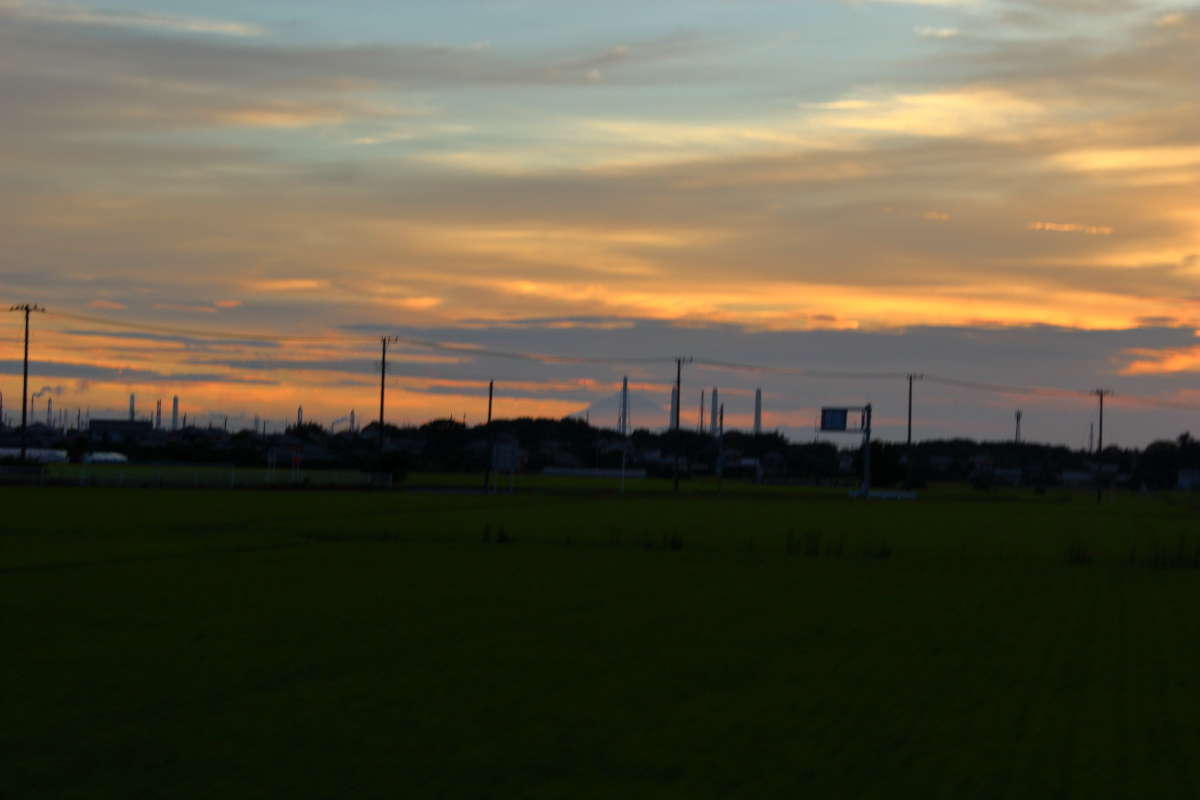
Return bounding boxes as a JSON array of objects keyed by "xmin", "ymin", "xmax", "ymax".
[
  {"xmin": 0, "ymin": 17, "xmax": 709, "ymax": 96},
  {"xmin": 60, "ymin": 329, "xmax": 283, "ymax": 349}
]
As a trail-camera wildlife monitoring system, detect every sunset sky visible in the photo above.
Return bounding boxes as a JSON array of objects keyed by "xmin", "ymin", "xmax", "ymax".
[{"xmin": 2, "ymin": 0, "xmax": 1199, "ymax": 445}]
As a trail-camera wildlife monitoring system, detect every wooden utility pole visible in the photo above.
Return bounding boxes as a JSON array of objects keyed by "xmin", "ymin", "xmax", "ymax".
[
  {"xmin": 8, "ymin": 304, "xmax": 45, "ymax": 462},
  {"xmin": 378, "ymin": 336, "xmax": 400, "ymax": 454},
  {"xmin": 484, "ymin": 380, "xmax": 494, "ymax": 492},
  {"xmin": 905, "ymin": 373, "xmax": 922, "ymax": 487},
  {"xmin": 1093, "ymin": 389, "xmax": 1113, "ymax": 504},
  {"xmin": 672, "ymin": 357, "xmax": 691, "ymax": 493},
  {"xmin": 906, "ymin": 373, "xmax": 923, "ymax": 446}
]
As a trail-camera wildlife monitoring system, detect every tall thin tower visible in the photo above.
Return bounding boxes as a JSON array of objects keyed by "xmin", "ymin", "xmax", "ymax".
[
  {"xmin": 171, "ymin": 396, "xmax": 179, "ymax": 431},
  {"xmin": 128, "ymin": 393, "xmax": 135, "ymax": 421},
  {"xmin": 754, "ymin": 388, "xmax": 762, "ymax": 435},
  {"xmin": 155, "ymin": 399, "xmax": 162, "ymax": 430},
  {"xmin": 1014, "ymin": 409, "xmax": 1022, "ymax": 443},
  {"xmin": 709, "ymin": 388, "xmax": 719, "ymax": 435}
]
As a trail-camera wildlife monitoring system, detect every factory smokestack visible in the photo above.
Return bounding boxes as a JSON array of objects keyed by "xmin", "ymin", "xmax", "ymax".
[
  {"xmin": 47, "ymin": 396, "xmax": 53, "ymax": 427},
  {"xmin": 171, "ymin": 396, "xmax": 179, "ymax": 431},
  {"xmin": 754, "ymin": 388, "xmax": 762, "ymax": 435},
  {"xmin": 155, "ymin": 399, "xmax": 162, "ymax": 430},
  {"xmin": 129, "ymin": 393, "xmax": 135, "ymax": 422}
]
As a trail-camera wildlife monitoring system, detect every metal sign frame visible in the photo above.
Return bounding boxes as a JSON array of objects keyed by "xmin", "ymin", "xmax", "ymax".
[{"xmin": 818, "ymin": 404, "xmax": 873, "ymax": 496}]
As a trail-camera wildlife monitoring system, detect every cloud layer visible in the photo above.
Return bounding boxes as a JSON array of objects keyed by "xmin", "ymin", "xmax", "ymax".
[{"xmin": 2, "ymin": 0, "xmax": 1198, "ymax": 443}]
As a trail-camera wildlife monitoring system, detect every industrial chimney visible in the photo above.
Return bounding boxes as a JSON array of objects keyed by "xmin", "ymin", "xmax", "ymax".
[{"xmin": 754, "ymin": 388, "xmax": 762, "ymax": 435}]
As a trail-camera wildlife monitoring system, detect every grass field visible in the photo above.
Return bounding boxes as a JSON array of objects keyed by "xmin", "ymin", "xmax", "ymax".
[
  {"xmin": 41, "ymin": 463, "xmax": 839, "ymax": 494},
  {"xmin": 5, "ymin": 486, "xmax": 1200, "ymax": 798}
]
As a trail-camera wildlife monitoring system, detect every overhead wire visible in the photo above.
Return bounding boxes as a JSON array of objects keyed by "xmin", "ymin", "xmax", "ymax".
[
  {"xmin": 47, "ymin": 310, "xmax": 340, "ymax": 344},
  {"xmin": 26, "ymin": 306, "xmax": 1200, "ymax": 413},
  {"xmin": 694, "ymin": 357, "xmax": 907, "ymax": 380},
  {"xmin": 922, "ymin": 374, "xmax": 1090, "ymax": 399}
]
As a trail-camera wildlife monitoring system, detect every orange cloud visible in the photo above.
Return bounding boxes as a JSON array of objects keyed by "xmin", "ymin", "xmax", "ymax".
[
  {"xmin": 1027, "ymin": 221, "xmax": 1114, "ymax": 236},
  {"xmin": 88, "ymin": 299, "xmax": 127, "ymax": 310},
  {"xmin": 244, "ymin": 279, "xmax": 329, "ymax": 292},
  {"xmin": 1121, "ymin": 346, "xmax": 1200, "ymax": 375}
]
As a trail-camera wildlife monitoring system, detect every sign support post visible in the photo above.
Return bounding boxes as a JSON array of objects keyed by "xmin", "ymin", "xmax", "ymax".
[{"xmin": 820, "ymin": 403, "xmax": 876, "ymax": 498}]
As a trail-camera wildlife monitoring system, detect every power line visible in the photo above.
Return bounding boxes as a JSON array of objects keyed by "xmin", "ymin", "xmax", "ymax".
[
  {"xmin": 694, "ymin": 357, "xmax": 906, "ymax": 380},
  {"xmin": 19, "ymin": 305, "xmax": 1200, "ymax": 416},
  {"xmin": 45, "ymin": 309, "xmax": 677, "ymax": 366},
  {"xmin": 389, "ymin": 336, "xmax": 675, "ymax": 366},
  {"xmin": 923, "ymin": 374, "xmax": 1090, "ymax": 399},
  {"xmin": 925, "ymin": 374, "xmax": 1200, "ymax": 411},
  {"xmin": 46, "ymin": 310, "xmax": 338, "ymax": 344}
]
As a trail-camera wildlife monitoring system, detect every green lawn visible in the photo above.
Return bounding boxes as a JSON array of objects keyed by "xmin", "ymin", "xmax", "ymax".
[{"xmin": 4, "ymin": 487, "xmax": 1200, "ymax": 798}]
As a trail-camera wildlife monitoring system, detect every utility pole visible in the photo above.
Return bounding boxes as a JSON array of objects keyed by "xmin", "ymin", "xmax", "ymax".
[
  {"xmin": 378, "ymin": 336, "xmax": 400, "ymax": 454},
  {"xmin": 1093, "ymin": 389, "xmax": 1111, "ymax": 454},
  {"xmin": 906, "ymin": 373, "xmax": 923, "ymax": 446},
  {"xmin": 620, "ymin": 376, "xmax": 629, "ymax": 494},
  {"xmin": 672, "ymin": 356, "xmax": 691, "ymax": 494},
  {"xmin": 484, "ymin": 380, "xmax": 494, "ymax": 492},
  {"xmin": 717, "ymin": 403, "xmax": 725, "ymax": 495},
  {"xmin": 9, "ymin": 304, "xmax": 45, "ymax": 462},
  {"xmin": 904, "ymin": 373, "xmax": 923, "ymax": 488},
  {"xmin": 1093, "ymin": 389, "xmax": 1113, "ymax": 504},
  {"xmin": 862, "ymin": 404, "xmax": 873, "ymax": 497}
]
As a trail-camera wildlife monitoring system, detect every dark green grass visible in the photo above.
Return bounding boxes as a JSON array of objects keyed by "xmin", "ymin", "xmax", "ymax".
[{"xmin": 4, "ymin": 487, "xmax": 1200, "ymax": 798}]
